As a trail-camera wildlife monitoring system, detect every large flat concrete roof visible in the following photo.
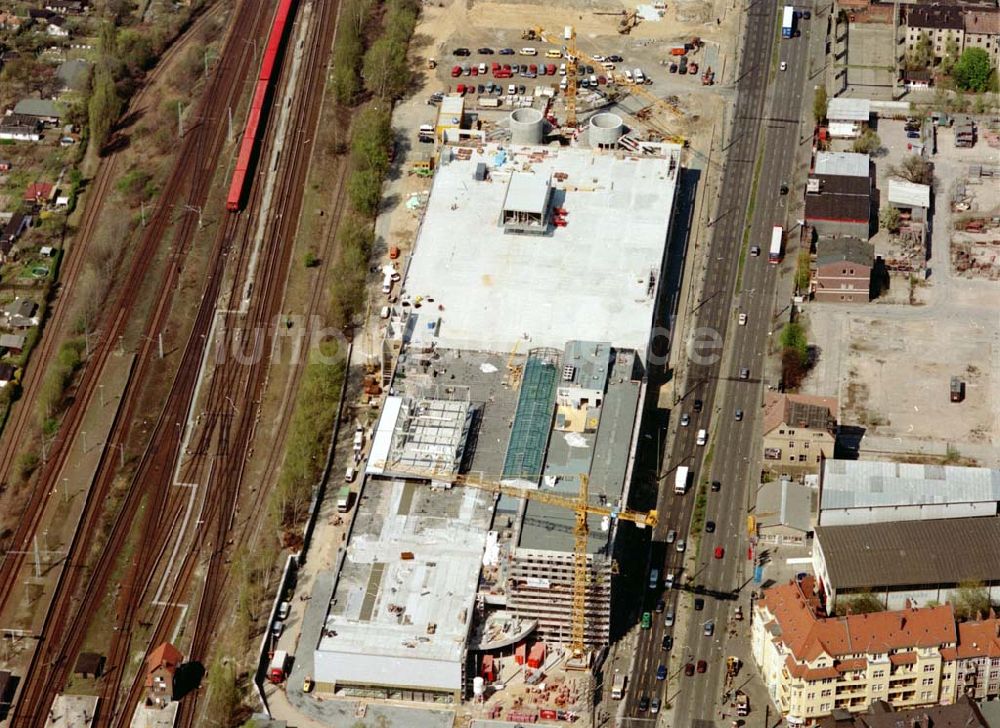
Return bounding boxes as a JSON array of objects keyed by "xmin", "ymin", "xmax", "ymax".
[
  {"xmin": 315, "ymin": 478, "xmax": 493, "ymax": 692},
  {"xmin": 402, "ymin": 143, "xmax": 681, "ymax": 354}
]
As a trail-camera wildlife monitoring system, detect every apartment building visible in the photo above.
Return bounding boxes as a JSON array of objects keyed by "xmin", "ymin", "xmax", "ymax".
[
  {"xmin": 906, "ymin": 5, "xmax": 965, "ymax": 61},
  {"xmin": 906, "ymin": 5, "xmax": 1000, "ymax": 69},
  {"xmin": 964, "ymin": 9, "xmax": 1000, "ymax": 68},
  {"xmin": 762, "ymin": 392, "xmax": 839, "ymax": 476},
  {"xmin": 752, "ymin": 577, "xmax": 1000, "ymax": 724}
]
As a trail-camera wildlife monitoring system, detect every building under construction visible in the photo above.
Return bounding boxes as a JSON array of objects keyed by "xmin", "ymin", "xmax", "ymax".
[{"xmin": 312, "ymin": 140, "xmax": 682, "ymax": 703}]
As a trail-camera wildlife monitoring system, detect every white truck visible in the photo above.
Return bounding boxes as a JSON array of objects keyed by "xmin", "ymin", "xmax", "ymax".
[
  {"xmin": 674, "ymin": 465, "xmax": 689, "ymax": 494},
  {"xmin": 268, "ymin": 650, "xmax": 289, "ymax": 683},
  {"xmin": 611, "ymin": 673, "xmax": 627, "ymax": 699}
]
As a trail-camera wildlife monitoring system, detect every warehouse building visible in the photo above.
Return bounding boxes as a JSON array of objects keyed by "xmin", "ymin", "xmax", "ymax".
[
  {"xmin": 313, "ymin": 139, "xmax": 683, "ymax": 701},
  {"xmin": 812, "ymin": 517, "xmax": 1000, "ymax": 614},
  {"xmin": 818, "ymin": 459, "xmax": 1000, "ymax": 526}
]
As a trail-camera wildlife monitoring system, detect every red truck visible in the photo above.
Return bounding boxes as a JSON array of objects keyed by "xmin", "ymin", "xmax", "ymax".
[{"xmin": 268, "ymin": 650, "xmax": 290, "ymax": 684}]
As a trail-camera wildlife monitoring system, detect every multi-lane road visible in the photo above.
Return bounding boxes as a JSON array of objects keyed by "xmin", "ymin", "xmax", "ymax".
[{"xmin": 622, "ymin": 0, "xmax": 818, "ymax": 721}]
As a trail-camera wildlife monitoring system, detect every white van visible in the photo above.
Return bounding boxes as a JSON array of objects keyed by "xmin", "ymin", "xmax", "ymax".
[
  {"xmin": 507, "ymin": 83, "xmax": 517, "ymax": 95},
  {"xmin": 589, "ymin": 74, "xmax": 598, "ymax": 86},
  {"xmin": 345, "ymin": 466, "xmax": 356, "ymax": 482},
  {"xmin": 696, "ymin": 428, "xmax": 707, "ymax": 446},
  {"xmin": 478, "ymin": 62, "xmax": 487, "ymax": 74},
  {"xmin": 633, "ymin": 67, "xmax": 645, "ymax": 84},
  {"xmin": 519, "ymin": 47, "xmax": 537, "ymax": 56},
  {"xmin": 624, "ymin": 69, "xmax": 634, "ymax": 83},
  {"xmin": 380, "ymin": 305, "xmax": 391, "ymax": 319},
  {"xmin": 559, "ymin": 62, "xmax": 567, "ymax": 76}
]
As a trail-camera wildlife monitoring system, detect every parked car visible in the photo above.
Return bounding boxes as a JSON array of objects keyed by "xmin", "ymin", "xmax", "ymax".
[
  {"xmin": 597, "ymin": 75, "xmax": 607, "ymax": 85},
  {"xmin": 451, "ymin": 65, "xmax": 462, "ymax": 77},
  {"xmin": 664, "ymin": 607, "xmax": 674, "ymax": 627},
  {"xmin": 739, "ymin": 312, "xmax": 747, "ymax": 325},
  {"xmin": 655, "ymin": 599, "xmax": 665, "ymax": 613},
  {"xmin": 705, "ymin": 520, "xmax": 715, "ymax": 533},
  {"xmin": 711, "ymin": 480, "xmax": 721, "ymax": 492},
  {"xmin": 780, "ymin": 61, "xmax": 787, "ymax": 71},
  {"xmin": 694, "ymin": 597, "xmax": 705, "ymax": 610},
  {"xmin": 656, "ymin": 664, "xmax": 667, "ymax": 681},
  {"xmin": 735, "ymin": 408, "xmax": 743, "ymax": 421},
  {"xmin": 428, "ymin": 91, "xmax": 444, "ymax": 104},
  {"xmin": 669, "ymin": 62, "xmax": 678, "ymax": 73},
  {"xmin": 608, "ymin": 54, "xmax": 623, "ymax": 62},
  {"xmin": 802, "ymin": 9, "xmax": 811, "ymax": 18},
  {"xmin": 676, "ymin": 539, "xmax": 686, "ymax": 553},
  {"xmin": 714, "ymin": 546, "xmax": 725, "ymax": 559},
  {"xmin": 662, "ymin": 635, "xmax": 673, "ymax": 650},
  {"xmin": 453, "ymin": 47, "xmax": 471, "ymax": 56},
  {"xmin": 780, "ymin": 183, "xmax": 789, "ymax": 194},
  {"xmin": 499, "ymin": 47, "xmax": 515, "ymax": 55},
  {"xmin": 684, "ymin": 662, "xmax": 695, "ymax": 676},
  {"xmin": 638, "ymin": 695, "xmax": 650, "ymax": 711},
  {"xmin": 739, "ymin": 367, "xmax": 750, "ymax": 380},
  {"xmin": 478, "ymin": 47, "xmax": 494, "ymax": 54},
  {"xmin": 750, "ymin": 245, "xmax": 761, "ymax": 256},
  {"xmin": 271, "ymin": 620, "xmax": 284, "ymax": 638},
  {"xmin": 693, "ymin": 399, "xmax": 703, "ymax": 412},
  {"xmin": 697, "ymin": 660, "xmax": 707, "ymax": 673},
  {"xmin": 518, "ymin": 84, "xmax": 526, "ymax": 94},
  {"xmin": 704, "ymin": 620, "xmax": 715, "ymax": 637},
  {"xmin": 651, "ymin": 697, "xmax": 661, "ymax": 714},
  {"xmin": 679, "ymin": 413, "xmax": 690, "ymax": 427},
  {"xmin": 666, "ymin": 528, "xmax": 676, "ymax": 544}
]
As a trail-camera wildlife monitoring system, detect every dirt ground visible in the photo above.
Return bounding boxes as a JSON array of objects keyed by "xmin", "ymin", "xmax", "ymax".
[{"xmin": 802, "ymin": 119, "xmax": 1000, "ymax": 466}]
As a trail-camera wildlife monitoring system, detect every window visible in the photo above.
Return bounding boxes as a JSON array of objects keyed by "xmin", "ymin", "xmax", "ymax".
[
  {"xmin": 922, "ymin": 677, "xmax": 934, "ymax": 685},
  {"xmin": 873, "ymin": 670, "xmax": 885, "ymax": 678},
  {"xmin": 804, "ymin": 442, "xmax": 810, "ymax": 449},
  {"xmin": 816, "ymin": 455, "xmax": 822, "ymax": 463},
  {"xmin": 924, "ymin": 664, "xmax": 936, "ymax": 672},
  {"xmin": 779, "ymin": 429, "xmax": 785, "ymax": 435},
  {"xmin": 849, "ymin": 269, "xmax": 855, "ymax": 274},
  {"xmin": 789, "ymin": 441, "xmax": 795, "ymax": 448},
  {"xmin": 788, "ymin": 429, "xmax": 795, "ymax": 435},
  {"xmin": 807, "ymin": 692, "xmax": 815, "ymax": 700},
  {"xmin": 821, "ymin": 689, "xmax": 832, "ymax": 697},
  {"xmin": 799, "ymin": 454, "xmax": 808, "ymax": 462}
]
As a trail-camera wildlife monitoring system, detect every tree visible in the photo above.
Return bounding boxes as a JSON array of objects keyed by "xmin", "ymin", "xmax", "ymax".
[
  {"xmin": 953, "ymin": 47, "xmax": 992, "ymax": 92},
  {"xmin": 906, "ymin": 31, "xmax": 933, "ymax": 70},
  {"xmin": 879, "ymin": 206, "xmax": 901, "ymax": 232},
  {"xmin": 363, "ymin": 38, "xmax": 410, "ymax": 100},
  {"xmin": 836, "ymin": 592, "xmax": 884, "ymax": 615},
  {"xmin": 812, "ymin": 85, "xmax": 827, "ymax": 123},
  {"xmin": 892, "ymin": 155, "xmax": 933, "ymax": 185},
  {"xmin": 852, "ymin": 128, "xmax": 881, "ymax": 154},
  {"xmin": 89, "ymin": 64, "xmax": 121, "ymax": 152},
  {"xmin": 348, "ymin": 168, "xmax": 383, "ymax": 217},
  {"xmin": 940, "ymin": 36, "xmax": 960, "ymax": 75},
  {"xmin": 952, "ymin": 581, "xmax": 991, "ymax": 619}
]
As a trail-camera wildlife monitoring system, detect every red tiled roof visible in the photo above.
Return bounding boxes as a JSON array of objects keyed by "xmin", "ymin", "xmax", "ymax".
[
  {"xmin": 955, "ymin": 619, "xmax": 1000, "ymax": 659},
  {"xmin": 889, "ymin": 651, "xmax": 917, "ymax": 665},
  {"xmin": 145, "ymin": 642, "xmax": 183, "ymax": 687},
  {"xmin": 23, "ymin": 182, "xmax": 53, "ymax": 202},
  {"xmin": 758, "ymin": 578, "xmax": 957, "ymax": 664},
  {"xmin": 835, "ymin": 657, "xmax": 867, "ymax": 672}
]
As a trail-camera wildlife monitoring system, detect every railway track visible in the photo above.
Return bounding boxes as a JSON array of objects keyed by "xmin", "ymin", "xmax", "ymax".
[
  {"xmin": 100, "ymin": 0, "xmax": 350, "ymax": 724},
  {"xmin": 0, "ymin": 4, "xmax": 231, "ymax": 620},
  {"xmin": 7, "ymin": 3, "xmax": 275, "ymax": 724}
]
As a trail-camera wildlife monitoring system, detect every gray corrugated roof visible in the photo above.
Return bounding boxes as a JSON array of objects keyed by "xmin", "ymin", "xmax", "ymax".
[
  {"xmin": 827, "ymin": 97, "xmax": 871, "ymax": 123},
  {"xmin": 820, "ymin": 459, "xmax": 1000, "ymax": 510},
  {"xmin": 814, "ymin": 151, "xmax": 870, "ymax": 178},
  {"xmin": 756, "ymin": 480, "xmax": 813, "ymax": 532},
  {"xmin": 13, "ymin": 98, "xmax": 63, "ymax": 119},
  {"xmin": 815, "ymin": 237, "xmax": 874, "ymax": 268},
  {"xmin": 887, "ymin": 178, "xmax": 931, "ymax": 209},
  {"xmin": 814, "ymin": 517, "xmax": 1000, "ymax": 589}
]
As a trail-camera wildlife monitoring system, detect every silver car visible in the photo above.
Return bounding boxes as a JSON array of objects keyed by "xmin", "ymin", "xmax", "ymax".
[
  {"xmin": 676, "ymin": 539, "xmax": 686, "ymax": 553},
  {"xmin": 666, "ymin": 528, "xmax": 677, "ymax": 544},
  {"xmin": 704, "ymin": 620, "xmax": 714, "ymax": 636}
]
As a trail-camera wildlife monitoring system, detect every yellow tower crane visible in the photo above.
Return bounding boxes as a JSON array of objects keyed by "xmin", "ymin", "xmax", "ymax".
[
  {"xmin": 530, "ymin": 24, "xmax": 686, "ymax": 143},
  {"xmin": 371, "ymin": 463, "xmax": 657, "ymax": 661}
]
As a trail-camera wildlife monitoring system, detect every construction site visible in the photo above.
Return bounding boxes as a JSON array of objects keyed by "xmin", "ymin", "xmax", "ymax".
[{"xmin": 306, "ymin": 133, "xmax": 682, "ymax": 720}]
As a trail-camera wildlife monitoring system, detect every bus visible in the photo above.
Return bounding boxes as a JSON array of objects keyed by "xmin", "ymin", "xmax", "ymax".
[
  {"xmin": 781, "ymin": 6, "xmax": 795, "ymax": 37},
  {"xmin": 769, "ymin": 225, "xmax": 783, "ymax": 264}
]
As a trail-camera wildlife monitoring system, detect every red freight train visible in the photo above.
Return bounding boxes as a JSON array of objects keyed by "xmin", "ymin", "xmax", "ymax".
[{"xmin": 226, "ymin": 0, "xmax": 296, "ymax": 211}]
